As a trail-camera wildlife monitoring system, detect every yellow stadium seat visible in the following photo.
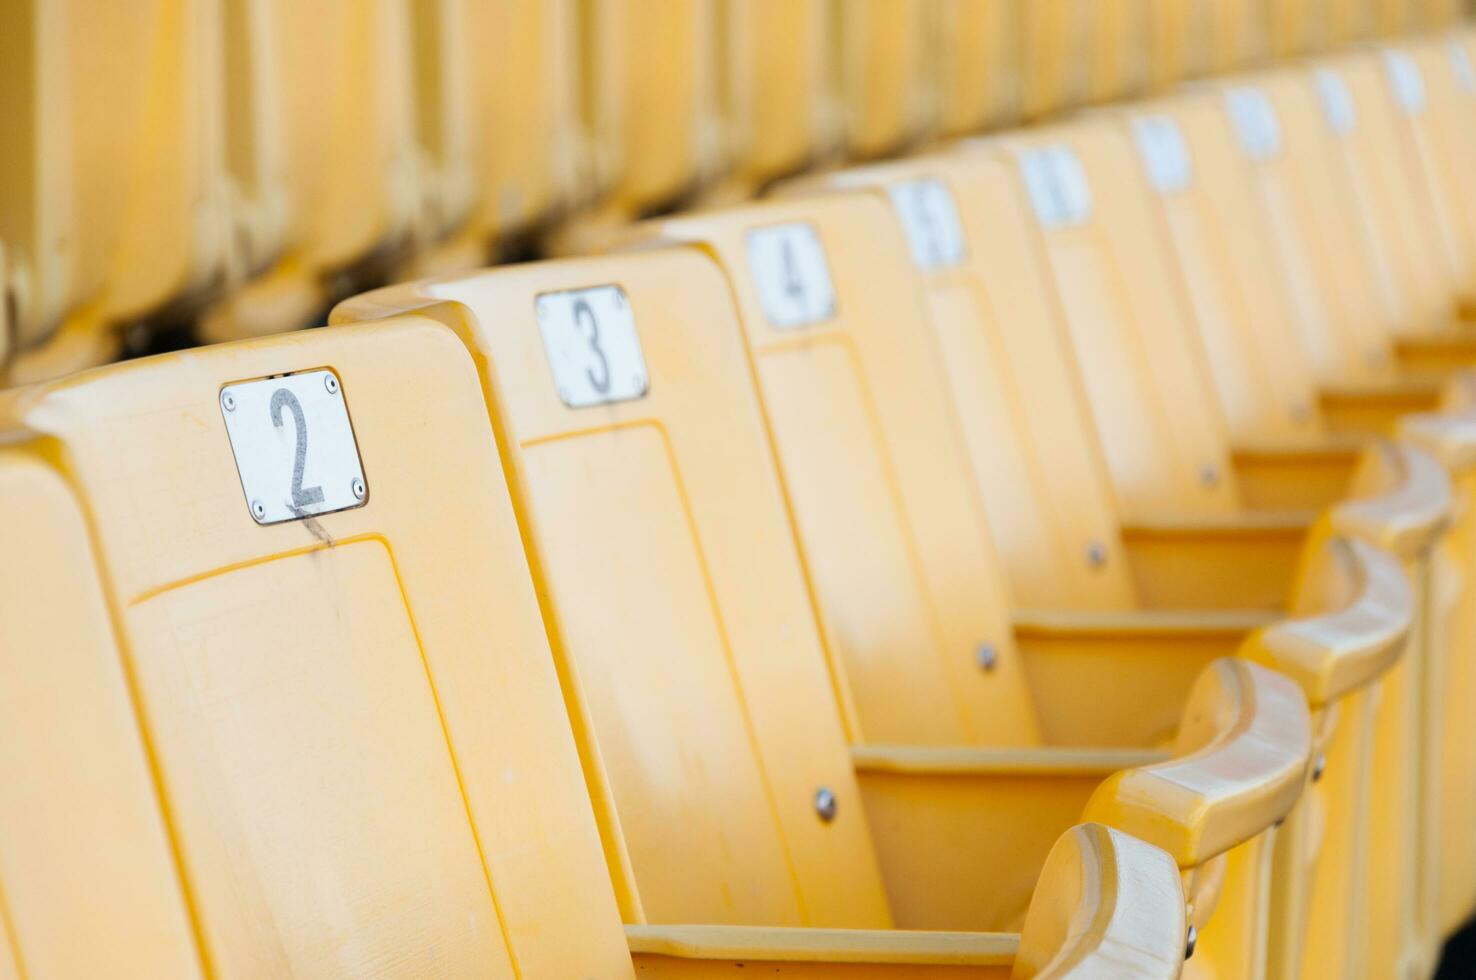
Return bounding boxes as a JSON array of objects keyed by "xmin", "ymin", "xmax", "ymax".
[
  {"xmin": 1118, "ymin": 90, "xmax": 1476, "ymax": 967},
  {"xmin": 936, "ymin": 0, "xmax": 1023, "ymax": 135},
  {"xmin": 0, "ymin": 319, "xmax": 635, "ymax": 975},
  {"xmin": 0, "ymin": 317, "xmax": 1194, "ymax": 978},
  {"xmin": 1, "ymin": 0, "xmax": 230, "ymax": 383},
  {"xmin": 829, "ymin": 0, "xmax": 938, "ymax": 160},
  {"xmin": 1328, "ymin": 0, "xmax": 1378, "ymax": 45},
  {"xmin": 1209, "ymin": 0, "xmax": 1271, "ymax": 74},
  {"xmin": 1022, "ymin": 0, "xmax": 1093, "ymax": 120},
  {"xmin": 545, "ymin": 0, "xmax": 722, "ymax": 255},
  {"xmin": 0, "ymin": 448, "xmax": 201, "ymax": 977},
  {"xmin": 1100, "ymin": 0, "xmax": 1154, "ymax": 104},
  {"xmin": 199, "ymin": 0, "xmax": 419, "ymax": 343},
  {"xmin": 706, "ymin": 0, "xmax": 829, "ymax": 198},
  {"xmin": 397, "ymin": 0, "xmax": 579, "ymax": 277},
  {"xmin": 792, "ymin": 152, "xmax": 1428, "ymax": 976},
  {"xmin": 982, "ymin": 112, "xmax": 1453, "ymax": 979},
  {"xmin": 333, "ymin": 248, "xmax": 1321, "ymax": 976},
  {"xmin": 1150, "ymin": 0, "xmax": 1215, "ymax": 90},
  {"xmin": 1376, "ymin": 39, "xmax": 1476, "ymax": 334}
]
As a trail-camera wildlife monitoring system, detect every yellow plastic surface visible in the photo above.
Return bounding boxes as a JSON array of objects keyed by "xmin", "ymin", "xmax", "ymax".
[
  {"xmin": 2, "ymin": 0, "xmax": 229, "ymax": 377},
  {"xmin": 831, "ymin": 0, "xmax": 937, "ymax": 159},
  {"xmin": 0, "ymin": 446, "xmax": 202, "ymax": 977},
  {"xmin": 716, "ymin": 0, "xmax": 828, "ymax": 192},
  {"xmin": 936, "ymin": 0, "xmax": 1022, "ymax": 135},
  {"xmin": 333, "ymin": 254, "xmax": 1201, "ymax": 973},
  {"xmin": 0, "ymin": 320, "xmax": 635, "ymax": 977}
]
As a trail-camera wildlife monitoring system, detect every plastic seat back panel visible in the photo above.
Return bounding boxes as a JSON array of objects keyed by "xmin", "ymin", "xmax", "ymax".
[
  {"xmin": 0, "ymin": 452, "xmax": 202, "ymax": 978},
  {"xmin": 819, "ymin": 157, "xmax": 1136, "ymax": 610},
  {"xmin": 5, "ymin": 320, "xmax": 633, "ymax": 978},
  {"xmin": 1132, "ymin": 98, "xmax": 1323, "ymax": 442},
  {"xmin": 657, "ymin": 197, "xmax": 1042, "ymax": 749},
  {"xmin": 424, "ymin": 252, "xmax": 894, "ymax": 930},
  {"xmin": 1000, "ymin": 125, "xmax": 1240, "ymax": 519}
]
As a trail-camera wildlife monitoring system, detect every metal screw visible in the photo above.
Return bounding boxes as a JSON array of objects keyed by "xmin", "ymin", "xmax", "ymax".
[
  {"xmin": 814, "ymin": 787, "xmax": 838, "ymax": 823},
  {"xmin": 976, "ymin": 643, "xmax": 998, "ymax": 672},
  {"xmin": 324, "ymin": 374, "xmax": 339, "ymax": 395},
  {"xmin": 1185, "ymin": 925, "xmax": 1198, "ymax": 961},
  {"xmin": 1312, "ymin": 753, "xmax": 1326, "ymax": 783},
  {"xmin": 1086, "ymin": 541, "xmax": 1108, "ymax": 568},
  {"xmin": 1199, "ymin": 463, "xmax": 1221, "ymax": 488},
  {"xmin": 250, "ymin": 500, "xmax": 266, "ymax": 521},
  {"xmin": 351, "ymin": 478, "xmax": 366, "ymax": 500},
  {"xmin": 221, "ymin": 390, "xmax": 236, "ymax": 412}
]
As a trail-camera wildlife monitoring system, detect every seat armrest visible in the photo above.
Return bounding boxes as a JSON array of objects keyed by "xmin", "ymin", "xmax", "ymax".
[
  {"xmin": 1083, "ymin": 659, "xmax": 1312, "ymax": 869},
  {"xmin": 1242, "ymin": 539, "xmax": 1412, "ymax": 709},
  {"xmin": 1332, "ymin": 442, "xmax": 1450, "ymax": 559},
  {"xmin": 1015, "ymin": 824, "xmax": 1188, "ymax": 979}
]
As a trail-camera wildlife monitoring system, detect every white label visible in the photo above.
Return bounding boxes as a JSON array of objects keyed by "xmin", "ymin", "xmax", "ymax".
[
  {"xmin": 1315, "ymin": 69, "xmax": 1357, "ymax": 134},
  {"xmin": 1019, "ymin": 148, "xmax": 1065, "ymax": 226},
  {"xmin": 1131, "ymin": 115, "xmax": 1193, "ymax": 194},
  {"xmin": 1226, "ymin": 87, "xmax": 1283, "ymax": 160},
  {"xmin": 1018, "ymin": 146, "xmax": 1093, "ymax": 228},
  {"xmin": 1452, "ymin": 41, "xmax": 1476, "ymax": 93},
  {"xmin": 220, "ymin": 370, "xmax": 368, "ymax": 525},
  {"xmin": 535, "ymin": 285, "xmax": 650, "ymax": 407},
  {"xmin": 1050, "ymin": 147, "xmax": 1094, "ymax": 224},
  {"xmin": 746, "ymin": 223, "xmax": 837, "ymax": 328},
  {"xmin": 1384, "ymin": 50, "xmax": 1427, "ymax": 113},
  {"xmin": 888, "ymin": 178, "xmax": 968, "ymax": 269}
]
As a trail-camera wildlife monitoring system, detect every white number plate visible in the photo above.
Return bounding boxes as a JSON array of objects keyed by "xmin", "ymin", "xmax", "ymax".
[
  {"xmin": 746, "ymin": 223, "xmax": 837, "ymax": 328},
  {"xmin": 1452, "ymin": 42, "xmax": 1475, "ymax": 94},
  {"xmin": 1384, "ymin": 50, "xmax": 1427, "ymax": 113},
  {"xmin": 1019, "ymin": 146, "xmax": 1093, "ymax": 228},
  {"xmin": 1315, "ymin": 69, "xmax": 1357, "ymax": 134},
  {"xmin": 536, "ymin": 285, "xmax": 650, "ymax": 407},
  {"xmin": 1225, "ymin": 87, "xmax": 1283, "ymax": 160},
  {"xmin": 220, "ymin": 370, "xmax": 368, "ymax": 525},
  {"xmin": 888, "ymin": 178, "xmax": 967, "ymax": 269},
  {"xmin": 1131, "ymin": 115, "xmax": 1193, "ymax": 194}
]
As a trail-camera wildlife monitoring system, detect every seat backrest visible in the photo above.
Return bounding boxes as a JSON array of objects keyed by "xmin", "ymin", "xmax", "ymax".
[
  {"xmin": 0, "ymin": 446, "xmax": 203, "ymax": 978},
  {"xmin": 1022, "ymin": 0, "xmax": 1093, "ymax": 119},
  {"xmin": 720, "ymin": 0, "xmax": 828, "ymax": 189},
  {"xmin": 272, "ymin": 0, "xmax": 417, "ymax": 274},
  {"xmin": 813, "ymin": 156, "xmax": 1138, "ymax": 611},
  {"xmin": 1381, "ymin": 39, "xmax": 1476, "ymax": 312},
  {"xmin": 650, "ymin": 196, "xmax": 1044, "ymax": 748},
  {"xmin": 335, "ymin": 250, "xmax": 898, "ymax": 930},
  {"xmin": 1327, "ymin": 0, "xmax": 1376, "ymax": 44},
  {"xmin": 830, "ymin": 0, "xmax": 937, "ymax": 159},
  {"xmin": 1149, "ymin": 0, "xmax": 1215, "ymax": 89},
  {"xmin": 990, "ymin": 121, "xmax": 1241, "ymax": 520},
  {"xmin": 1209, "ymin": 0, "xmax": 1270, "ymax": 73},
  {"xmin": 0, "ymin": 320, "xmax": 633, "ymax": 977},
  {"xmin": 1222, "ymin": 70, "xmax": 1400, "ymax": 385},
  {"xmin": 1091, "ymin": 0, "xmax": 1153, "ymax": 105},
  {"xmin": 1, "ymin": 0, "xmax": 228, "ymax": 366},
  {"xmin": 1321, "ymin": 51, "xmax": 1460, "ymax": 338},
  {"xmin": 936, "ymin": 0, "xmax": 1022, "ymax": 135},
  {"xmin": 1124, "ymin": 93, "xmax": 1325, "ymax": 443},
  {"xmin": 574, "ymin": 0, "xmax": 720, "ymax": 217}
]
